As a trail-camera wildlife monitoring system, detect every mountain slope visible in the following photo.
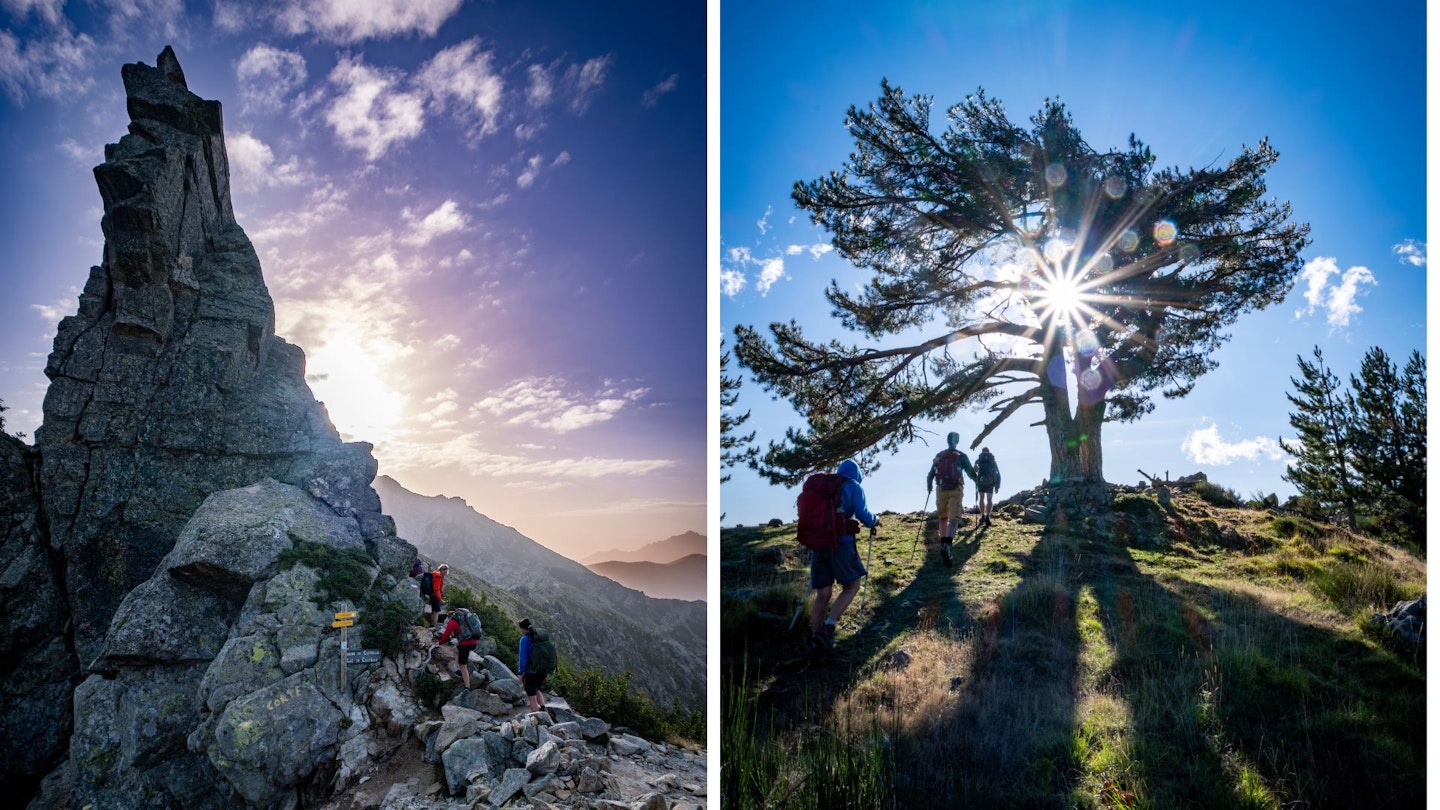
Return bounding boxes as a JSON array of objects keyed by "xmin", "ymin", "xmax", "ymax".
[
  {"xmin": 587, "ymin": 553, "xmax": 706, "ymax": 602},
  {"xmin": 375, "ymin": 475, "xmax": 704, "ymax": 709},
  {"xmin": 721, "ymin": 484, "xmax": 1426, "ymax": 807},
  {"xmin": 580, "ymin": 530, "xmax": 707, "ymax": 565}
]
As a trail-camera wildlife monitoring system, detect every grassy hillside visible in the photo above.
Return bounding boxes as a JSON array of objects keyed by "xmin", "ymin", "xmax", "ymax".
[{"xmin": 721, "ymin": 486, "xmax": 1425, "ymax": 808}]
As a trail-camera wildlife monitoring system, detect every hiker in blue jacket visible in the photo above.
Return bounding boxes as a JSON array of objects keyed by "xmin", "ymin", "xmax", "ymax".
[{"xmin": 810, "ymin": 459, "xmax": 880, "ymax": 653}]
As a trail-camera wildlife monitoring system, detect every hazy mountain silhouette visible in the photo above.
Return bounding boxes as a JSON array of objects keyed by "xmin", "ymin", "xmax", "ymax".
[
  {"xmin": 587, "ymin": 553, "xmax": 706, "ymax": 602},
  {"xmin": 580, "ymin": 530, "xmax": 706, "ymax": 565}
]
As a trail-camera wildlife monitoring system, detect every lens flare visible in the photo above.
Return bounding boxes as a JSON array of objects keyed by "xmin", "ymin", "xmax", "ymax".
[
  {"xmin": 1089, "ymin": 253, "xmax": 1113, "ymax": 274},
  {"xmin": 1043, "ymin": 237, "xmax": 1071, "ymax": 264},
  {"xmin": 1153, "ymin": 220, "xmax": 1177, "ymax": 246},
  {"xmin": 1118, "ymin": 229, "xmax": 1140, "ymax": 252},
  {"xmin": 1045, "ymin": 163, "xmax": 1067, "ymax": 187},
  {"xmin": 1103, "ymin": 175, "xmax": 1126, "ymax": 199},
  {"xmin": 1075, "ymin": 329, "xmax": 1100, "ymax": 356},
  {"xmin": 1179, "ymin": 243, "xmax": 1200, "ymax": 263},
  {"xmin": 1080, "ymin": 367, "xmax": 1102, "ymax": 390}
]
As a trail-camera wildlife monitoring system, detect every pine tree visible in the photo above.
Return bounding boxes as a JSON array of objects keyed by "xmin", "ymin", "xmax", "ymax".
[
  {"xmin": 720, "ymin": 340, "xmax": 756, "ymax": 483},
  {"xmin": 735, "ymin": 82, "xmax": 1310, "ymax": 508},
  {"xmin": 1392, "ymin": 350, "xmax": 1425, "ymax": 546},
  {"xmin": 1281, "ymin": 347, "xmax": 1358, "ymax": 529}
]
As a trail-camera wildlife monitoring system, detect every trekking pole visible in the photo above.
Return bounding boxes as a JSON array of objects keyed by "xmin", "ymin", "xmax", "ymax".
[
  {"xmin": 908, "ymin": 489, "xmax": 932, "ymax": 563},
  {"xmin": 858, "ymin": 525, "xmax": 877, "ymax": 621}
]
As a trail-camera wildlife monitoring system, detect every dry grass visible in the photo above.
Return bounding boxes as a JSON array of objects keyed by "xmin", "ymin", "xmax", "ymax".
[{"xmin": 721, "ymin": 488, "xmax": 1426, "ymax": 809}]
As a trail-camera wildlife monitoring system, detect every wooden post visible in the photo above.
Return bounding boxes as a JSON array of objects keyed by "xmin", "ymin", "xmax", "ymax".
[{"xmin": 339, "ymin": 625, "xmax": 348, "ymax": 693}]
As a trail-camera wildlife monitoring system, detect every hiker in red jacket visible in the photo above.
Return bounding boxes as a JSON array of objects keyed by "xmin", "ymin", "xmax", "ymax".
[
  {"xmin": 433, "ymin": 605, "xmax": 479, "ymax": 690},
  {"xmin": 425, "ymin": 564, "xmax": 450, "ymax": 627}
]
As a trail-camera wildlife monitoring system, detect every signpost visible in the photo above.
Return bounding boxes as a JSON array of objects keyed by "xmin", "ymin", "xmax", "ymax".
[
  {"xmin": 333, "ymin": 611, "xmax": 359, "ymax": 691},
  {"xmin": 346, "ymin": 649, "xmax": 382, "ymax": 665}
]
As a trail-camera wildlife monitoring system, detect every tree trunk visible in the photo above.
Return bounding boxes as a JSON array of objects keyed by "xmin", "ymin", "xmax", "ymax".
[{"xmin": 1039, "ymin": 373, "xmax": 1111, "ymax": 518}]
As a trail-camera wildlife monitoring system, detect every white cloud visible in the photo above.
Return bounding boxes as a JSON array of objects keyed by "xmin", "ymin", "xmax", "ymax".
[
  {"xmin": 1181, "ymin": 423, "xmax": 1287, "ymax": 465},
  {"xmin": 433, "ymin": 334, "xmax": 461, "ymax": 351},
  {"xmin": 2, "ymin": 0, "xmax": 65, "ymax": 26},
  {"xmin": 473, "ymin": 377, "xmax": 649, "ymax": 433},
  {"xmin": 785, "ymin": 243, "xmax": 833, "ymax": 260},
  {"xmin": 235, "ymin": 44, "xmax": 307, "ymax": 112},
  {"xmin": 756, "ymin": 257, "xmax": 785, "ymax": 295},
  {"xmin": 516, "ymin": 154, "xmax": 544, "ymax": 188},
  {"xmin": 1325, "ymin": 265, "xmax": 1375, "ymax": 329},
  {"xmin": 323, "ymin": 55, "xmax": 426, "ymax": 161},
  {"xmin": 0, "ymin": 26, "xmax": 96, "ymax": 103},
  {"xmin": 228, "ymin": 132, "xmax": 311, "ymax": 190},
  {"xmin": 641, "ymin": 72, "xmax": 678, "ymax": 108},
  {"xmin": 1392, "ymin": 239, "xmax": 1426, "ymax": 266},
  {"xmin": 720, "ymin": 268, "xmax": 746, "ymax": 298},
  {"xmin": 415, "ymin": 38, "xmax": 503, "ymax": 143},
  {"xmin": 552, "ymin": 151, "xmax": 571, "ymax": 167},
  {"xmin": 757, "ymin": 205, "xmax": 772, "ymax": 235},
  {"xmin": 401, "ymin": 199, "xmax": 468, "ymax": 246},
  {"xmin": 30, "ymin": 289, "xmax": 78, "ymax": 327},
  {"xmin": 275, "ymin": 0, "xmax": 463, "ymax": 43},
  {"xmin": 565, "ymin": 54, "xmax": 611, "ymax": 112},
  {"xmin": 525, "ymin": 63, "xmax": 552, "ymax": 107},
  {"xmin": 57, "ymin": 137, "xmax": 97, "ymax": 164},
  {"xmin": 1293, "ymin": 256, "xmax": 1376, "ymax": 330}
]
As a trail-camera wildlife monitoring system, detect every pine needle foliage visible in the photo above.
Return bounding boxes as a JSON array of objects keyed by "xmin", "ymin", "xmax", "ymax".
[{"xmin": 735, "ymin": 83, "xmax": 1310, "ymax": 487}]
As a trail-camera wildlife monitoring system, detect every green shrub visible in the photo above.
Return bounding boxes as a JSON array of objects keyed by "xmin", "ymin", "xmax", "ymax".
[
  {"xmin": 277, "ymin": 542, "xmax": 374, "ymax": 606},
  {"xmin": 414, "ymin": 671, "xmax": 455, "ymax": 709},
  {"xmin": 1311, "ymin": 561, "xmax": 1419, "ymax": 616},
  {"xmin": 469, "ymin": 593, "xmax": 522, "ymax": 671},
  {"xmin": 1193, "ymin": 480, "xmax": 1243, "ymax": 508},
  {"xmin": 362, "ymin": 594, "xmax": 415, "ymax": 660}
]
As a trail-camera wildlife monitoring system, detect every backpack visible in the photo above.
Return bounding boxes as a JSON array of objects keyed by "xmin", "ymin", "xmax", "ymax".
[
  {"xmin": 976, "ymin": 451, "xmax": 997, "ymax": 478},
  {"xmin": 418, "ymin": 570, "xmax": 435, "ymax": 598},
  {"xmin": 529, "ymin": 629, "xmax": 558, "ymax": 674},
  {"xmin": 795, "ymin": 472, "xmax": 850, "ymax": 552},
  {"xmin": 935, "ymin": 449, "xmax": 965, "ymax": 490},
  {"xmin": 455, "ymin": 609, "xmax": 482, "ymax": 643}
]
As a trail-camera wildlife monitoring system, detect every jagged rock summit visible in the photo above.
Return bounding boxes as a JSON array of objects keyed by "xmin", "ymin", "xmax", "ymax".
[{"xmin": 1, "ymin": 47, "xmax": 418, "ymax": 805}]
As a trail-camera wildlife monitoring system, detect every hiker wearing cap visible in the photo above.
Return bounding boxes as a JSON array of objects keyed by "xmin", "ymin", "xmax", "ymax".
[
  {"xmin": 975, "ymin": 446, "xmax": 1002, "ymax": 528},
  {"xmin": 927, "ymin": 432, "xmax": 977, "ymax": 567},
  {"xmin": 434, "ymin": 606, "xmax": 481, "ymax": 691},
  {"xmin": 810, "ymin": 459, "xmax": 879, "ymax": 654},
  {"xmin": 424, "ymin": 564, "xmax": 450, "ymax": 628},
  {"xmin": 517, "ymin": 618, "xmax": 558, "ymax": 712}
]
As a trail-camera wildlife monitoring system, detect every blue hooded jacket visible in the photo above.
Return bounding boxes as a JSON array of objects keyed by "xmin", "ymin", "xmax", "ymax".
[{"xmin": 836, "ymin": 459, "xmax": 877, "ymax": 536}]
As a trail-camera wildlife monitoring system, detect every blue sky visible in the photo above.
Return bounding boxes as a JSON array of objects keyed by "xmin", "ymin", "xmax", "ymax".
[
  {"xmin": 0, "ymin": 0, "xmax": 705, "ymax": 558},
  {"xmin": 719, "ymin": 1, "xmax": 1426, "ymax": 526}
]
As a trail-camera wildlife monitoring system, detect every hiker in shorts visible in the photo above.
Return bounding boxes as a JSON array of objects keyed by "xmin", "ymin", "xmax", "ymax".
[
  {"xmin": 810, "ymin": 459, "xmax": 879, "ymax": 653},
  {"xmin": 975, "ymin": 446, "xmax": 1002, "ymax": 528},
  {"xmin": 517, "ymin": 618, "xmax": 554, "ymax": 712},
  {"xmin": 424, "ymin": 564, "xmax": 450, "ymax": 628},
  {"xmin": 433, "ymin": 606, "xmax": 480, "ymax": 690},
  {"xmin": 927, "ymin": 432, "xmax": 977, "ymax": 567}
]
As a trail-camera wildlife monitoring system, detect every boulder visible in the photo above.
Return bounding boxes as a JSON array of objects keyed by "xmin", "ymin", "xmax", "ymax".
[
  {"xmin": 490, "ymin": 767, "xmax": 532, "ymax": 806},
  {"xmin": 196, "ymin": 635, "xmax": 284, "ymax": 712},
  {"xmin": 434, "ymin": 704, "xmax": 486, "ymax": 754},
  {"xmin": 526, "ymin": 740, "xmax": 562, "ymax": 775},
  {"xmin": 206, "ymin": 673, "xmax": 344, "ymax": 807},
  {"xmin": 441, "ymin": 738, "xmax": 494, "ymax": 797},
  {"xmin": 481, "ymin": 654, "xmax": 519, "ymax": 682},
  {"xmin": 487, "ymin": 677, "xmax": 526, "ymax": 703},
  {"xmin": 1369, "ymin": 595, "xmax": 1425, "ymax": 648}
]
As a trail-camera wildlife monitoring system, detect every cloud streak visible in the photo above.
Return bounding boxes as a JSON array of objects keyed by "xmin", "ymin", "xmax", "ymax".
[{"xmin": 1181, "ymin": 423, "xmax": 1287, "ymax": 465}]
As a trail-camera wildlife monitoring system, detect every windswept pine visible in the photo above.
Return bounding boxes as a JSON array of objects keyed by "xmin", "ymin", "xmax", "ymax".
[{"xmin": 735, "ymin": 84, "xmax": 1310, "ymax": 512}]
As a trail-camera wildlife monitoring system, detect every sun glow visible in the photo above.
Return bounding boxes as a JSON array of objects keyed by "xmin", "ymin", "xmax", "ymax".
[
  {"xmin": 306, "ymin": 332, "xmax": 409, "ymax": 442},
  {"xmin": 1039, "ymin": 270, "xmax": 1085, "ymax": 320}
]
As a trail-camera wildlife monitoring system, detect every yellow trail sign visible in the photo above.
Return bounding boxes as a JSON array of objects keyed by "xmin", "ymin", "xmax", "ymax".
[
  {"xmin": 334, "ymin": 611, "xmax": 358, "ymax": 620},
  {"xmin": 331, "ymin": 619, "xmax": 355, "ymax": 628}
]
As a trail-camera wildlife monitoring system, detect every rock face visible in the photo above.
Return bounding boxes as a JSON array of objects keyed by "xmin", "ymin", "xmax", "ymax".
[{"xmin": 0, "ymin": 47, "xmax": 417, "ymax": 803}]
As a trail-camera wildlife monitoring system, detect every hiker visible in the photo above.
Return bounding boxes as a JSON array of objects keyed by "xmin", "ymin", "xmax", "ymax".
[
  {"xmin": 517, "ymin": 618, "xmax": 558, "ymax": 712},
  {"xmin": 975, "ymin": 446, "xmax": 1002, "ymax": 528},
  {"xmin": 927, "ymin": 432, "xmax": 977, "ymax": 567},
  {"xmin": 409, "ymin": 556, "xmax": 426, "ymax": 580},
  {"xmin": 421, "ymin": 563, "xmax": 450, "ymax": 627},
  {"xmin": 433, "ymin": 606, "xmax": 482, "ymax": 690},
  {"xmin": 810, "ymin": 458, "xmax": 880, "ymax": 653}
]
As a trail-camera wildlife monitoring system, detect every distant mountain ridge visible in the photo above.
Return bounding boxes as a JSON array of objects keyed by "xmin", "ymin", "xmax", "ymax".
[
  {"xmin": 587, "ymin": 554, "xmax": 706, "ymax": 602},
  {"xmin": 374, "ymin": 476, "xmax": 705, "ymax": 709},
  {"xmin": 581, "ymin": 530, "xmax": 707, "ymax": 565}
]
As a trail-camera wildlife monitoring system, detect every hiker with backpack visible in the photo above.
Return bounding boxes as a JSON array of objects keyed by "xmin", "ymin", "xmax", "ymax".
[
  {"xmin": 975, "ymin": 446, "xmax": 1002, "ymax": 528},
  {"xmin": 927, "ymin": 432, "xmax": 977, "ymax": 567},
  {"xmin": 799, "ymin": 459, "xmax": 879, "ymax": 654},
  {"xmin": 420, "ymin": 563, "xmax": 450, "ymax": 627},
  {"xmin": 433, "ymin": 605, "xmax": 483, "ymax": 691},
  {"xmin": 517, "ymin": 618, "xmax": 558, "ymax": 712}
]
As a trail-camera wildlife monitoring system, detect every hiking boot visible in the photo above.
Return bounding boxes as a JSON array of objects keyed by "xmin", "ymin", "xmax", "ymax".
[
  {"xmin": 940, "ymin": 541, "xmax": 953, "ymax": 567},
  {"xmin": 816, "ymin": 623, "xmax": 837, "ymax": 652}
]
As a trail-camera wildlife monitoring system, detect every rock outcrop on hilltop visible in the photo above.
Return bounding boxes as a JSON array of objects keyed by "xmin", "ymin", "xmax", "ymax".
[{"xmin": 0, "ymin": 47, "xmax": 416, "ymax": 804}]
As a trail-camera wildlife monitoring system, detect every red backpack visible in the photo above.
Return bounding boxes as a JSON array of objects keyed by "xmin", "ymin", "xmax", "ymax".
[
  {"xmin": 795, "ymin": 472, "xmax": 850, "ymax": 552},
  {"xmin": 935, "ymin": 449, "xmax": 965, "ymax": 490}
]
